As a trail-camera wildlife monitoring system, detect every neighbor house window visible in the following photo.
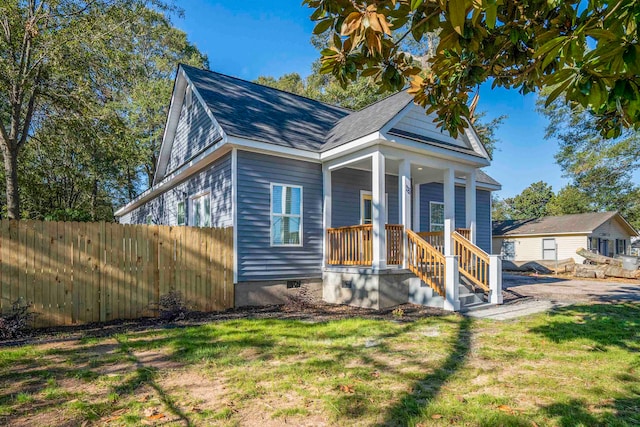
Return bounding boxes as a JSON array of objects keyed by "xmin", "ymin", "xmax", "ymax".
[
  {"xmin": 430, "ymin": 202, "xmax": 444, "ymax": 232},
  {"xmin": 190, "ymin": 193, "xmax": 211, "ymax": 227},
  {"xmin": 271, "ymin": 184, "xmax": 302, "ymax": 246},
  {"xmin": 616, "ymin": 239, "xmax": 627, "ymax": 255},
  {"xmin": 177, "ymin": 201, "xmax": 186, "ymax": 226},
  {"xmin": 146, "ymin": 215, "xmax": 153, "ymax": 225}
]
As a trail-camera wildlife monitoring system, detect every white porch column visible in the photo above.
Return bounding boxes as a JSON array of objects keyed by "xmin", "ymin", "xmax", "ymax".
[
  {"xmin": 372, "ymin": 151, "xmax": 387, "ymax": 270},
  {"xmin": 322, "ymin": 165, "xmax": 332, "ymax": 268},
  {"xmin": 489, "ymin": 255, "xmax": 503, "ymax": 304},
  {"xmin": 465, "ymin": 170, "xmax": 477, "ymax": 244},
  {"xmin": 413, "ymin": 183, "xmax": 421, "ymax": 232},
  {"xmin": 443, "ymin": 168, "xmax": 456, "ymax": 256},
  {"xmin": 398, "ymin": 160, "xmax": 411, "ymax": 268},
  {"xmin": 444, "ymin": 255, "xmax": 460, "ymax": 311}
]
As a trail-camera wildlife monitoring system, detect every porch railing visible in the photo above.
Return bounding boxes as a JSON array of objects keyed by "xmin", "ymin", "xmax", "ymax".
[
  {"xmin": 326, "ymin": 224, "xmax": 404, "ymax": 266},
  {"xmin": 417, "ymin": 228, "xmax": 471, "ymax": 253},
  {"xmin": 452, "ymin": 231, "xmax": 490, "ymax": 292},
  {"xmin": 407, "ymin": 229, "xmax": 446, "ymax": 296}
]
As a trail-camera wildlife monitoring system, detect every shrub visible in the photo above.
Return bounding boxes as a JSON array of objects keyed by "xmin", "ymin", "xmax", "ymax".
[
  {"xmin": 0, "ymin": 299, "xmax": 35, "ymax": 340},
  {"xmin": 158, "ymin": 290, "xmax": 188, "ymax": 321}
]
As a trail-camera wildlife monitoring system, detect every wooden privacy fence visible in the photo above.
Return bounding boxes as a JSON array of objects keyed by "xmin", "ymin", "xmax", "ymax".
[{"xmin": 0, "ymin": 220, "xmax": 234, "ymax": 327}]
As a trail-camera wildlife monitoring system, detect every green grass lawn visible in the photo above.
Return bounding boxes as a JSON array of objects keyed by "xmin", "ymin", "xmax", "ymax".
[{"xmin": 0, "ymin": 302, "xmax": 639, "ymax": 426}]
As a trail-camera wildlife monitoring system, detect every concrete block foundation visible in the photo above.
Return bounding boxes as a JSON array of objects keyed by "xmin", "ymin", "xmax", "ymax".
[
  {"xmin": 323, "ymin": 267, "xmax": 420, "ymax": 310},
  {"xmin": 235, "ymin": 278, "xmax": 323, "ymax": 307}
]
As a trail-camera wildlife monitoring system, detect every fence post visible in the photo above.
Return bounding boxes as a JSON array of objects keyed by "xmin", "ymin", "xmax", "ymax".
[
  {"xmin": 444, "ymin": 255, "xmax": 460, "ymax": 311},
  {"xmin": 99, "ymin": 222, "xmax": 106, "ymax": 322},
  {"xmin": 489, "ymin": 255, "xmax": 503, "ymax": 304}
]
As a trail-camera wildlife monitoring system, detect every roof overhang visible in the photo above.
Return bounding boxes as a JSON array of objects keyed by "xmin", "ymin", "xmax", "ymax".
[
  {"xmin": 493, "ymin": 232, "xmax": 591, "ymax": 238},
  {"xmin": 116, "ymin": 140, "xmax": 231, "ymax": 217}
]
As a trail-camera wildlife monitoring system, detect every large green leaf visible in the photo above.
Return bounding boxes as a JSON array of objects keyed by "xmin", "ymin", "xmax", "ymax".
[{"xmin": 449, "ymin": 0, "xmax": 467, "ymax": 35}]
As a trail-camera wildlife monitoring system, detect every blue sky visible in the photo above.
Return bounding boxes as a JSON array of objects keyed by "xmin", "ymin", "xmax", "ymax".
[{"xmin": 175, "ymin": 0, "xmax": 569, "ymax": 198}]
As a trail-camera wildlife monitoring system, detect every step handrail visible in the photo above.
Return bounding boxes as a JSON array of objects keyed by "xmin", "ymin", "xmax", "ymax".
[
  {"xmin": 406, "ymin": 229, "xmax": 446, "ymax": 297},
  {"xmin": 452, "ymin": 231, "xmax": 490, "ymax": 292}
]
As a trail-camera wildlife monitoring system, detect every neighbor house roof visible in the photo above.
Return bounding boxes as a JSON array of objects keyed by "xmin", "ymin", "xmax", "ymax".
[{"xmin": 493, "ymin": 211, "xmax": 638, "ymax": 237}]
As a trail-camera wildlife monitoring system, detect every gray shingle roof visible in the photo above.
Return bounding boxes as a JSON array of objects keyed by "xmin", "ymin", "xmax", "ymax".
[
  {"xmin": 477, "ymin": 170, "xmax": 500, "ymax": 186},
  {"xmin": 182, "ymin": 65, "xmax": 500, "ymax": 187},
  {"xmin": 493, "ymin": 211, "xmax": 637, "ymax": 236},
  {"xmin": 182, "ymin": 65, "xmax": 350, "ymax": 151},
  {"xmin": 183, "ymin": 65, "xmax": 416, "ymax": 152},
  {"xmin": 322, "ymin": 91, "xmax": 413, "ymax": 151}
]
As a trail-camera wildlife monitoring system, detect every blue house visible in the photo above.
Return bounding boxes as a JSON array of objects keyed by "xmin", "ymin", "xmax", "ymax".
[{"xmin": 116, "ymin": 64, "xmax": 503, "ymax": 311}]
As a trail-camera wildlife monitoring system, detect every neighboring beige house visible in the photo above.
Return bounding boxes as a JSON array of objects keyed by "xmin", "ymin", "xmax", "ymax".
[{"xmin": 492, "ymin": 212, "xmax": 638, "ymax": 264}]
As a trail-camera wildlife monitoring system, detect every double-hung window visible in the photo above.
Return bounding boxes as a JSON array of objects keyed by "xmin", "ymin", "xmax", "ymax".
[
  {"xmin": 190, "ymin": 193, "xmax": 211, "ymax": 227},
  {"xmin": 429, "ymin": 202, "xmax": 445, "ymax": 232},
  {"xmin": 177, "ymin": 201, "xmax": 186, "ymax": 226},
  {"xmin": 271, "ymin": 184, "xmax": 302, "ymax": 246}
]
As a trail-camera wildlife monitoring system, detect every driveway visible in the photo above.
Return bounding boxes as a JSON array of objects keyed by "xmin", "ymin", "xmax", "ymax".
[{"xmin": 503, "ymin": 273, "xmax": 640, "ymax": 303}]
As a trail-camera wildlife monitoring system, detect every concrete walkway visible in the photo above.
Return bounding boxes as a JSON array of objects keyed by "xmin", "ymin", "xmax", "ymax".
[
  {"xmin": 465, "ymin": 273, "xmax": 640, "ymax": 320},
  {"xmin": 465, "ymin": 299, "xmax": 570, "ymax": 320}
]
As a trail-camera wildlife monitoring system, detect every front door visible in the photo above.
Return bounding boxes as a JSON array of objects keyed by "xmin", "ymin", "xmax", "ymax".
[
  {"xmin": 360, "ymin": 191, "xmax": 389, "ymax": 225},
  {"xmin": 361, "ymin": 193, "xmax": 373, "ymax": 225}
]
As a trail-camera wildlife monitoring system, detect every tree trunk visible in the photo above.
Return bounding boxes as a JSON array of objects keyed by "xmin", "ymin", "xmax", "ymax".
[
  {"xmin": 3, "ymin": 148, "xmax": 20, "ymax": 219},
  {"xmin": 576, "ymin": 248, "xmax": 622, "ymax": 266}
]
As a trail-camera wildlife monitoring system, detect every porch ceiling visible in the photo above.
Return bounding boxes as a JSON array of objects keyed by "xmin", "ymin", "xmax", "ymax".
[{"xmin": 332, "ymin": 158, "xmax": 471, "ymax": 185}]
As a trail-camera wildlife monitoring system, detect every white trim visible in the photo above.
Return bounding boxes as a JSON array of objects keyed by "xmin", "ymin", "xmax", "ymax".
[
  {"xmin": 429, "ymin": 201, "xmax": 445, "ymax": 232},
  {"xmin": 371, "ymin": 151, "xmax": 387, "ymax": 269},
  {"xmin": 463, "ymin": 120, "xmax": 491, "ymax": 159},
  {"xmin": 155, "ymin": 66, "xmax": 229, "ymax": 184},
  {"xmin": 542, "ymin": 238, "xmax": 557, "ymax": 261},
  {"xmin": 322, "ymin": 165, "xmax": 332, "ymax": 268},
  {"xmin": 326, "ymin": 148, "xmax": 378, "ymax": 171},
  {"xmin": 270, "ymin": 182, "xmax": 304, "ymax": 247},
  {"xmin": 456, "ymin": 176, "xmax": 501, "ymax": 191},
  {"xmin": 320, "ymin": 132, "xmax": 382, "ymax": 161},
  {"xmin": 379, "ymin": 101, "xmax": 415, "ymax": 134},
  {"xmin": 231, "ymin": 148, "xmax": 238, "ymax": 283},
  {"xmin": 189, "ymin": 191, "xmax": 211, "ymax": 228},
  {"xmin": 413, "ymin": 183, "xmax": 421, "ymax": 232},
  {"xmin": 115, "ymin": 144, "xmax": 231, "ymax": 217},
  {"xmin": 176, "ymin": 199, "xmax": 186, "ymax": 226},
  {"xmin": 154, "ymin": 69, "xmax": 187, "ymax": 184},
  {"xmin": 494, "ymin": 231, "xmax": 594, "ymax": 238},
  {"xmin": 380, "ymin": 133, "xmax": 490, "ymax": 167},
  {"xmin": 227, "ymin": 135, "xmax": 320, "ymax": 162}
]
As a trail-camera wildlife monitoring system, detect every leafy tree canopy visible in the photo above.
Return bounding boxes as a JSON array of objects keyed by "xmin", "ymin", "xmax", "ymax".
[
  {"xmin": 304, "ymin": 0, "xmax": 640, "ymax": 139},
  {"xmin": 0, "ymin": 0, "xmax": 206, "ymax": 220},
  {"xmin": 539, "ymin": 90, "xmax": 640, "ymax": 228}
]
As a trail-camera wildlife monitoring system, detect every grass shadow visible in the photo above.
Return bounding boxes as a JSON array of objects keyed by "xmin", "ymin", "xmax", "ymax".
[
  {"xmin": 377, "ymin": 316, "xmax": 473, "ymax": 426},
  {"xmin": 529, "ymin": 303, "xmax": 640, "ymax": 352}
]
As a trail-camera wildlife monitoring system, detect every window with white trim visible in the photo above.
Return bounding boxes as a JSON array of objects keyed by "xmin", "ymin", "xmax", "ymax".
[
  {"xmin": 616, "ymin": 239, "xmax": 627, "ymax": 255},
  {"xmin": 271, "ymin": 184, "xmax": 302, "ymax": 246},
  {"xmin": 429, "ymin": 202, "xmax": 444, "ymax": 232},
  {"xmin": 360, "ymin": 191, "xmax": 389, "ymax": 225},
  {"xmin": 177, "ymin": 201, "xmax": 186, "ymax": 226},
  {"xmin": 190, "ymin": 193, "xmax": 211, "ymax": 227}
]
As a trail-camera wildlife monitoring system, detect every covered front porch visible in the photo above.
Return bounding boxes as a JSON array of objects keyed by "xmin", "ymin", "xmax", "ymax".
[{"xmin": 321, "ymin": 145, "xmax": 502, "ymax": 311}]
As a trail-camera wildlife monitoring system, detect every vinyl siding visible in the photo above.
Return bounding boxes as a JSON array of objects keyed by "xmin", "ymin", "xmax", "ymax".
[
  {"xmin": 165, "ymin": 88, "xmax": 223, "ymax": 175},
  {"xmin": 331, "ymin": 168, "xmax": 399, "ymax": 227},
  {"xmin": 393, "ymin": 104, "xmax": 469, "ymax": 148},
  {"xmin": 418, "ymin": 183, "xmax": 492, "ymax": 253},
  {"xmin": 119, "ymin": 153, "xmax": 232, "ymax": 227},
  {"xmin": 237, "ymin": 151, "xmax": 323, "ymax": 282},
  {"xmin": 493, "ymin": 235, "xmax": 588, "ymax": 262}
]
